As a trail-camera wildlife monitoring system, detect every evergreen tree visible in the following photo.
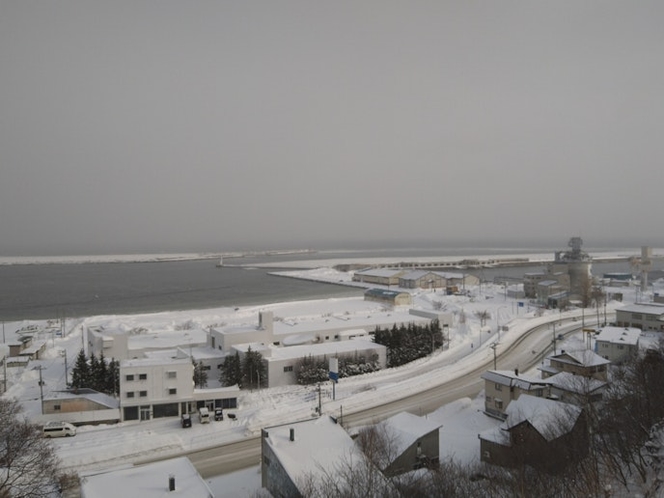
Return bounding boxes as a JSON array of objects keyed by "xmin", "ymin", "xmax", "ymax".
[
  {"xmin": 220, "ymin": 352, "xmax": 242, "ymax": 387},
  {"xmin": 106, "ymin": 358, "xmax": 119, "ymax": 396},
  {"xmin": 94, "ymin": 351, "xmax": 109, "ymax": 392},
  {"xmin": 70, "ymin": 349, "xmax": 90, "ymax": 389},
  {"xmin": 193, "ymin": 360, "xmax": 208, "ymax": 388},
  {"xmin": 242, "ymin": 346, "xmax": 266, "ymax": 389}
]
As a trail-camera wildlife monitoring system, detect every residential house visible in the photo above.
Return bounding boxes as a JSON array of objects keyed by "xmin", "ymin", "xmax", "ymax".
[
  {"xmin": 523, "ymin": 271, "xmax": 570, "ymax": 299},
  {"xmin": 377, "ymin": 412, "xmax": 441, "ymax": 476},
  {"xmin": 594, "ymin": 326, "xmax": 641, "ymax": 364},
  {"xmin": 615, "ymin": 303, "xmax": 664, "ymax": 331},
  {"xmin": 481, "ymin": 369, "xmax": 551, "ymax": 420},
  {"xmin": 479, "ymin": 394, "xmax": 588, "ymax": 472},
  {"xmin": 81, "ymin": 457, "xmax": 213, "ymax": 498},
  {"xmin": 546, "ymin": 371, "xmax": 607, "ymax": 406},
  {"xmin": 540, "ymin": 349, "xmax": 610, "ymax": 381},
  {"xmin": 261, "ymin": 416, "xmax": 392, "ymax": 498}
]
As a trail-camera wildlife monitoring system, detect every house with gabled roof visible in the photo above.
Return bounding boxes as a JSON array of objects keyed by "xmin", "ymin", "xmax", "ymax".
[
  {"xmin": 81, "ymin": 456, "xmax": 213, "ymax": 498},
  {"xmin": 540, "ymin": 349, "xmax": 610, "ymax": 381},
  {"xmin": 479, "ymin": 394, "xmax": 588, "ymax": 472},
  {"xmin": 546, "ymin": 371, "xmax": 607, "ymax": 406},
  {"xmin": 481, "ymin": 369, "xmax": 551, "ymax": 420},
  {"xmin": 376, "ymin": 412, "xmax": 441, "ymax": 476},
  {"xmin": 594, "ymin": 326, "xmax": 641, "ymax": 364},
  {"xmin": 41, "ymin": 388, "xmax": 120, "ymax": 425},
  {"xmin": 261, "ymin": 416, "xmax": 393, "ymax": 498}
]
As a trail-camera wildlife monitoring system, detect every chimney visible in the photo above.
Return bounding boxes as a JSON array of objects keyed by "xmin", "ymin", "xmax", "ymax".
[
  {"xmin": 290, "ymin": 428, "xmax": 295, "ymax": 442},
  {"xmin": 514, "ymin": 368, "xmax": 519, "ymax": 376},
  {"xmin": 168, "ymin": 474, "xmax": 175, "ymax": 492}
]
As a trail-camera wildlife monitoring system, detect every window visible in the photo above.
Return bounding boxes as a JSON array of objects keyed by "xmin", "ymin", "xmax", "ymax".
[
  {"xmin": 125, "ymin": 374, "xmax": 134, "ymax": 381},
  {"xmin": 283, "ymin": 366, "xmax": 293, "ymax": 373},
  {"xmin": 168, "ymin": 388, "xmax": 177, "ymax": 395},
  {"xmin": 494, "ymin": 383, "xmax": 502, "ymax": 391},
  {"xmin": 495, "ymin": 399, "xmax": 503, "ymax": 409},
  {"xmin": 534, "ymin": 388, "xmax": 543, "ymax": 397},
  {"xmin": 485, "ymin": 395, "xmax": 492, "ymax": 403},
  {"xmin": 203, "ymin": 365, "xmax": 211, "ymax": 371},
  {"xmin": 139, "ymin": 391, "xmax": 147, "ymax": 397},
  {"xmin": 139, "ymin": 373, "xmax": 147, "ymax": 380},
  {"xmin": 53, "ymin": 404, "xmax": 61, "ymax": 411},
  {"xmin": 126, "ymin": 392, "xmax": 135, "ymax": 398},
  {"xmin": 167, "ymin": 371, "xmax": 177, "ymax": 379}
]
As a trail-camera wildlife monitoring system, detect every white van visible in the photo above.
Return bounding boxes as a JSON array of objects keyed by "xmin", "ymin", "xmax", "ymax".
[
  {"xmin": 43, "ymin": 421, "xmax": 76, "ymax": 438},
  {"xmin": 198, "ymin": 407, "xmax": 210, "ymax": 424}
]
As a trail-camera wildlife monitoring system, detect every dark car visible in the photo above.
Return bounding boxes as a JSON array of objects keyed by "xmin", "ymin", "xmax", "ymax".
[
  {"xmin": 181, "ymin": 413, "xmax": 192, "ymax": 428},
  {"xmin": 214, "ymin": 408, "xmax": 223, "ymax": 421}
]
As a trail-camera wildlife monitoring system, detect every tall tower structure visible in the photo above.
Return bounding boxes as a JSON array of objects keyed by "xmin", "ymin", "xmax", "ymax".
[{"xmin": 553, "ymin": 237, "xmax": 592, "ymax": 298}]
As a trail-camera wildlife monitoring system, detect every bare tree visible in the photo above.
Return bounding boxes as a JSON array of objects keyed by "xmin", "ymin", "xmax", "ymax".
[{"xmin": 0, "ymin": 398, "xmax": 73, "ymax": 497}]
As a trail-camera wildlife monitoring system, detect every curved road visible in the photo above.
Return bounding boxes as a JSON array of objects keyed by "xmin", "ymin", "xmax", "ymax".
[{"xmin": 184, "ymin": 314, "xmax": 604, "ymax": 478}]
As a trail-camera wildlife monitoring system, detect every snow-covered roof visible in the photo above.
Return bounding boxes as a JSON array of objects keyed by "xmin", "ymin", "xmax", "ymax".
[
  {"xmin": 80, "ymin": 457, "xmax": 213, "ymax": 498},
  {"xmin": 546, "ymin": 372, "xmax": 607, "ymax": 394},
  {"xmin": 549, "ymin": 349, "xmax": 610, "ymax": 367},
  {"xmin": 45, "ymin": 389, "xmax": 119, "ymax": 408},
  {"xmin": 355, "ymin": 268, "xmax": 406, "ymax": 278},
  {"xmin": 481, "ymin": 370, "xmax": 549, "ymax": 390},
  {"xmin": 503, "ymin": 394, "xmax": 582, "ymax": 441},
  {"xmin": 595, "ymin": 326, "xmax": 641, "ymax": 346},
  {"xmin": 380, "ymin": 412, "xmax": 441, "ymax": 457},
  {"xmin": 263, "ymin": 416, "xmax": 361, "ymax": 486},
  {"xmin": 128, "ymin": 328, "xmax": 208, "ymax": 350},
  {"xmin": 120, "ymin": 356, "xmax": 192, "ymax": 368},
  {"xmin": 617, "ymin": 302, "xmax": 664, "ymax": 316},
  {"xmin": 264, "ymin": 339, "xmax": 384, "ymax": 362}
]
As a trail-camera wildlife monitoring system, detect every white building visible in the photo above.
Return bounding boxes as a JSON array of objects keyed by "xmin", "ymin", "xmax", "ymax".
[
  {"xmin": 88, "ymin": 325, "xmax": 208, "ymax": 360},
  {"xmin": 615, "ymin": 303, "xmax": 664, "ymax": 331},
  {"xmin": 119, "ymin": 357, "xmax": 194, "ymax": 421},
  {"xmin": 254, "ymin": 339, "xmax": 387, "ymax": 388},
  {"xmin": 119, "ymin": 356, "xmax": 239, "ymax": 421},
  {"xmin": 594, "ymin": 326, "xmax": 641, "ymax": 364}
]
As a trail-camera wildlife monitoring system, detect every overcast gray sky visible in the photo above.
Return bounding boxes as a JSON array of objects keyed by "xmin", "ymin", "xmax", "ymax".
[{"xmin": 1, "ymin": 1, "xmax": 663, "ymax": 255}]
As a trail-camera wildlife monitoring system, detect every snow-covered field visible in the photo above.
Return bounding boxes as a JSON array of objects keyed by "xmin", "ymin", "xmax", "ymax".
[{"xmin": 2, "ymin": 263, "xmax": 659, "ymax": 496}]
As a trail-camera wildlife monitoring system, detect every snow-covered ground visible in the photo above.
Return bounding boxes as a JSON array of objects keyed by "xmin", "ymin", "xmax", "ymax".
[{"xmin": 2, "ymin": 263, "xmax": 660, "ymax": 496}]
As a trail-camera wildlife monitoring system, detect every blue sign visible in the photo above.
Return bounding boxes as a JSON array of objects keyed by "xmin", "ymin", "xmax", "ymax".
[{"xmin": 329, "ymin": 371, "xmax": 338, "ymax": 382}]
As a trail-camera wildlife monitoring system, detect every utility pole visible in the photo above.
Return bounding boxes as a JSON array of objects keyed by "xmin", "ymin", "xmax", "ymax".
[
  {"xmin": 62, "ymin": 349, "xmax": 68, "ymax": 386},
  {"xmin": 552, "ymin": 322, "xmax": 557, "ymax": 355},
  {"xmin": 490, "ymin": 343, "xmax": 498, "ymax": 370},
  {"xmin": 34, "ymin": 366, "xmax": 45, "ymax": 414}
]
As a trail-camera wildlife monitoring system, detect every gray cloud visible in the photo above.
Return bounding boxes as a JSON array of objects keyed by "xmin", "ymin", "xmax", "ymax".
[{"xmin": 1, "ymin": 1, "xmax": 663, "ymax": 255}]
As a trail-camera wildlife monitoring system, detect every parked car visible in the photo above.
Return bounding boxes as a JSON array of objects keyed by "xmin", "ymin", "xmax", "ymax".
[
  {"xmin": 198, "ymin": 407, "xmax": 210, "ymax": 424},
  {"xmin": 214, "ymin": 408, "xmax": 223, "ymax": 421},
  {"xmin": 181, "ymin": 413, "xmax": 192, "ymax": 428},
  {"xmin": 43, "ymin": 421, "xmax": 76, "ymax": 438}
]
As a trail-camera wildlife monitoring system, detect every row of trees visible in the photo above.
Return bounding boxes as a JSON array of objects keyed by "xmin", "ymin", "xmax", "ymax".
[
  {"xmin": 373, "ymin": 320, "xmax": 445, "ymax": 368},
  {"xmin": 219, "ymin": 347, "xmax": 266, "ymax": 389},
  {"xmin": 71, "ymin": 350, "xmax": 210, "ymax": 392},
  {"xmin": 296, "ymin": 352, "xmax": 382, "ymax": 385},
  {"xmin": 71, "ymin": 350, "xmax": 120, "ymax": 395}
]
